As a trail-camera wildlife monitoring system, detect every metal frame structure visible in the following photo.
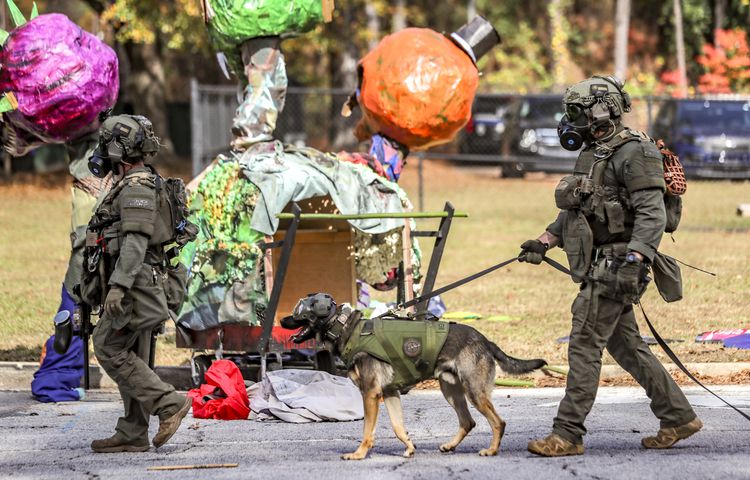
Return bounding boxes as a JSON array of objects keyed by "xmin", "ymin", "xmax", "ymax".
[{"xmin": 176, "ymin": 201, "xmax": 465, "ymax": 382}]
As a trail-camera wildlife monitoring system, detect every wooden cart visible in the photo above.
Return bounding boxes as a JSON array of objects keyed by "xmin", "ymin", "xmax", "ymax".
[{"xmin": 176, "ymin": 200, "xmax": 465, "ymax": 385}]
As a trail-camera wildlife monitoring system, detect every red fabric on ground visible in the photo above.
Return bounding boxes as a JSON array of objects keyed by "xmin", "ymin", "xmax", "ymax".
[{"xmin": 188, "ymin": 359, "xmax": 249, "ymax": 420}]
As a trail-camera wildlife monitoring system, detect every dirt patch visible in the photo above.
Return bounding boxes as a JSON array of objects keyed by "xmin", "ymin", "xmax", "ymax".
[{"xmin": 0, "ymin": 345, "xmax": 43, "ymax": 362}]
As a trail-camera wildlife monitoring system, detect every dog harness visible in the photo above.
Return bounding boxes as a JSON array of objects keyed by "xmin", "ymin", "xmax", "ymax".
[{"xmin": 340, "ymin": 317, "xmax": 450, "ymax": 390}]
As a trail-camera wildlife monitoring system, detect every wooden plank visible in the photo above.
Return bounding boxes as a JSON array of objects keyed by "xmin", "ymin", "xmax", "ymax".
[
  {"xmin": 321, "ymin": 0, "xmax": 335, "ymax": 22},
  {"xmin": 147, "ymin": 464, "xmax": 239, "ymax": 471},
  {"xmin": 401, "ymin": 220, "xmax": 414, "ymax": 312},
  {"xmin": 272, "ymin": 229, "xmax": 355, "ymax": 322},
  {"xmin": 263, "ymin": 235, "xmax": 274, "ymax": 297}
]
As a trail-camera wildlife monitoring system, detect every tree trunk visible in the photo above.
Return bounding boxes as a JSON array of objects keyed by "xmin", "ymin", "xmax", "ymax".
[
  {"xmin": 549, "ymin": 0, "xmax": 572, "ymax": 91},
  {"xmin": 714, "ymin": 0, "xmax": 726, "ymax": 45},
  {"xmin": 614, "ymin": 0, "xmax": 631, "ymax": 81},
  {"xmin": 365, "ymin": 3, "xmax": 380, "ymax": 50},
  {"xmin": 392, "ymin": 0, "xmax": 406, "ymax": 32},
  {"xmin": 121, "ymin": 40, "xmax": 174, "ymax": 154},
  {"xmin": 673, "ymin": 0, "xmax": 688, "ymax": 97},
  {"xmin": 328, "ymin": 4, "xmax": 358, "ymax": 150}
]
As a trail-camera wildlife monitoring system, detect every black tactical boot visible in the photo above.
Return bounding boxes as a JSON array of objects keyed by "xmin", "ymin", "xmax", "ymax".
[{"xmin": 91, "ymin": 434, "xmax": 149, "ymax": 453}]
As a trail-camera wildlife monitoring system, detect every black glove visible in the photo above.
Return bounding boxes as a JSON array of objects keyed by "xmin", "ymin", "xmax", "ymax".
[
  {"xmin": 616, "ymin": 260, "xmax": 642, "ymax": 301},
  {"xmin": 104, "ymin": 286, "xmax": 126, "ymax": 318},
  {"xmin": 518, "ymin": 239, "xmax": 548, "ymax": 265}
]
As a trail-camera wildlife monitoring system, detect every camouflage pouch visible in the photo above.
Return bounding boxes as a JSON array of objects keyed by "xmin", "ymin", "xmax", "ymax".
[
  {"xmin": 651, "ymin": 253, "xmax": 683, "ymax": 302},
  {"xmin": 555, "ymin": 175, "xmax": 584, "ymax": 210}
]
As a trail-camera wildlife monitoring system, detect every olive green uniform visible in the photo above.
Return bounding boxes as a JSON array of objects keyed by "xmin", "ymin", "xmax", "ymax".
[
  {"xmin": 90, "ymin": 167, "xmax": 185, "ymax": 443},
  {"xmin": 546, "ymin": 127, "xmax": 696, "ymax": 445}
]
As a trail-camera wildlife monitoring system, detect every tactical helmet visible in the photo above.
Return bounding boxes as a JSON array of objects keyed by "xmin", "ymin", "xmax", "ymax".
[
  {"xmin": 281, "ymin": 293, "xmax": 338, "ymax": 344},
  {"xmin": 558, "ymin": 75, "xmax": 631, "ymax": 151},
  {"xmin": 88, "ymin": 114, "xmax": 160, "ymax": 178}
]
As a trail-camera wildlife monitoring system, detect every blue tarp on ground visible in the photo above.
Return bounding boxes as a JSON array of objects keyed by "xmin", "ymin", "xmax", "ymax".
[{"xmin": 724, "ymin": 334, "xmax": 750, "ymax": 350}]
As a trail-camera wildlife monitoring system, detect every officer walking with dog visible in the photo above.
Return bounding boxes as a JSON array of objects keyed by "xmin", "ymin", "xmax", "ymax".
[
  {"xmin": 519, "ymin": 76, "xmax": 701, "ymax": 456},
  {"xmin": 80, "ymin": 114, "xmax": 193, "ymax": 453}
]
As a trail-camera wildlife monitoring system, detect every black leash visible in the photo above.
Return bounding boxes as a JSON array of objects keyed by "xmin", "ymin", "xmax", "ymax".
[
  {"xmin": 394, "ymin": 256, "xmax": 521, "ymax": 313},
  {"xmin": 637, "ymin": 303, "xmax": 750, "ymax": 422}
]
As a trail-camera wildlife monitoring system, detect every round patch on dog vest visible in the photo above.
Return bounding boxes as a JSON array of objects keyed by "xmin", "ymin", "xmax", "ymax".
[{"xmin": 403, "ymin": 338, "xmax": 422, "ymax": 358}]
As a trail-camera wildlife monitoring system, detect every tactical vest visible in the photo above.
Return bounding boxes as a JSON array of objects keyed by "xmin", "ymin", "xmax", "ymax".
[
  {"xmin": 554, "ymin": 129, "xmax": 684, "ymax": 282},
  {"xmin": 340, "ymin": 318, "xmax": 450, "ymax": 390},
  {"xmin": 79, "ymin": 168, "xmax": 196, "ymax": 307}
]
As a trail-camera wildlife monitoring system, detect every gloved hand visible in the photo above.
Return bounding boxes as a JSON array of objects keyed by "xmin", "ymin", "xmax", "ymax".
[
  {"xmin": 518, "ymin": 239, "xmax": 548, "ymax": 265},
  {"xmin": 616, "ymin": 261, "xmax": 642, "ymax": 300},
  {"xmin": 104, "ymin": 286, "xmax": 126, "ymax": 318}
]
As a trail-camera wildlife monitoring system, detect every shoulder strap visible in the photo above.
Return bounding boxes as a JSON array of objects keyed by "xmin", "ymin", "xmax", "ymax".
[{"xmin": 593, "ymin": 129, "xmax": 644, "ymax": 161}]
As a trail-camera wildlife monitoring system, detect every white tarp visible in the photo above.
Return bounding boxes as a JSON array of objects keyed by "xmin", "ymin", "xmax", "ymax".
[{"xmin": 247, "ymin": 369, "xmax": 363, "ymax": 423}]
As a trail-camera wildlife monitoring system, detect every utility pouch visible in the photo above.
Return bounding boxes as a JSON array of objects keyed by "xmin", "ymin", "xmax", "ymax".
[
  {"xmin": 562, "ymin": 211, "xmax": 594, "ymax": 283},
  {"xmin": 651, "ymin": 253, "xmax": 683, "ymax": 302},
  {"xmin": 555, "ymin": 175, "xmax": 584, "ymax": 210},
  {"xmin": 102, "ymin": 226, "xmax": 122, "ymax": 256},
  {"xmin": 79, "ymin": 251, "xmax": 102, "ymax": 307},
  {"xmin": 165, "ymin": 262, "xmax": 189, "ymax": 314},
  {"xmin": 604, "ymin": 201, "xmax": 625, "ymax": 234}
]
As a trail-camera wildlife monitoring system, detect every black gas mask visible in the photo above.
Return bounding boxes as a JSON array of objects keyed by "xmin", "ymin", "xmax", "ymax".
[
  {"xmin": 87, "ymin": 146, "xmax": 112, "ymax": 178},
  {"xmin": 558, "ymin": 99, "xmax": 613, "ymax": 151}
]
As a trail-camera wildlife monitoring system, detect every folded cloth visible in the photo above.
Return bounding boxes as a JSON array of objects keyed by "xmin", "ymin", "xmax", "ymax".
[{"xmin": 248, "ymin": 369, "xmax": 363, "ymax": 423}]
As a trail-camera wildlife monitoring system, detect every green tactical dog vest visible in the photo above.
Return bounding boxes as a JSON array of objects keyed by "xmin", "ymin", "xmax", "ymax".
[{"xmin": 340, "ymin": 318, "xmax": 450, "ymax": 390}]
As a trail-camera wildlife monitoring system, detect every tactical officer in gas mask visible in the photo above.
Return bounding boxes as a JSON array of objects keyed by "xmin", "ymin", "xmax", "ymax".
[
  {"xmin": 519, "ymin": 77, "xmax": 701, "ymax": 456},
  {"xmin": 81, "ymin": 115, "xmax": 192, "ymax": 453}
]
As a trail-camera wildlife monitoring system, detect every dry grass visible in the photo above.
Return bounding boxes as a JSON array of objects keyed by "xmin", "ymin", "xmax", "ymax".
[{"xmin": 1, "ymin": 162, "xmax": 749, "ymax": 369}]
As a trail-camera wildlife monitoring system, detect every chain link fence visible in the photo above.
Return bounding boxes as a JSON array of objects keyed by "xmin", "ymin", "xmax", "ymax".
[{"xmin": 191, "ymin": 80, "xmax": 750, "ymax": 178}]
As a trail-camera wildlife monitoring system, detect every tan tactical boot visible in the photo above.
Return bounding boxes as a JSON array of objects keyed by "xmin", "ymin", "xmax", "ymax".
[
  {"xmin": 152, "ymin": 396, "xmax": 192, "ymax": 448},
  {"xmin": 528, "ymin": 433, "xmax": 584, "ymax": 457},
  {"xmin": 642, "ymin": 417, "xmax": 702, "ymax": 449},
  {"xmin": 91, "ymin": 434, "xmax": 149, "ymax": 453}
]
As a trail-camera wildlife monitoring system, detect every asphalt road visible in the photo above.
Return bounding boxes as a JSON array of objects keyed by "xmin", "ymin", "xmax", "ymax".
[{"xmin": 1, "ymin": 386, "xmax": 749, "ymax": 480}]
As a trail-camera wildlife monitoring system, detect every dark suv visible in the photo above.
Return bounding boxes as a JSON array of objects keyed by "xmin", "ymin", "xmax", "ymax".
[
  {"xmin": 459, "ymin": 94, "xmax": 514, "ymax": 155},
  {"xmin": 499, "ymin": 95, "xmax": 578, "ymax": 177},
  {"xmin": 651, "ymin": 98, "xmax": 750, "ymax": 179}
]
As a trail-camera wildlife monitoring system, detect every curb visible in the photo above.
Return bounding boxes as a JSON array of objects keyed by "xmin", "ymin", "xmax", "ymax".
[
  {"xmin": 2, "ymin": 361, "xmax": 749, "ymax": 392},
  {"xmin": 0, "ymin": 362, "xmax": 194, "ymax": 392}
]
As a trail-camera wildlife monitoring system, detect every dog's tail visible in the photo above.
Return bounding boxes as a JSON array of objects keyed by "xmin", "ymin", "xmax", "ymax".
[{"xmin": 485, "ymin": 340, "xmax": 547, "ymax": 375}]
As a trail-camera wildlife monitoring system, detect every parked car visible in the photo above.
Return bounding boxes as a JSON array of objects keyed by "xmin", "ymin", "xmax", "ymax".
[
  {"xmin": 459, "ymin": 94, "xmax": 514, "ymax": 155},
  {"xmin": 651, "ymin": 98, "xmax": 750, "ymax": 179},
  {"xmin": 499, "ymin": 95, "xmax": 578, "ymax": 177}
]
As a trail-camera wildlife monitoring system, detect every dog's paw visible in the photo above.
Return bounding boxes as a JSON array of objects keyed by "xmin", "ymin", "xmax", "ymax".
[
  {"xmin": 478, "ymin": 448, "xmax": 498, "ymax": 457},
  {"xmin": 341, "ymin": 452, "xmax": 366, "ymax": 461},
  {"xmin": 402, "ymin": 448, "xmax": 415, "ymax": 458},
  {"xmin": 439, "ymin": 443, "xmax": 456, "ymax": 453}
]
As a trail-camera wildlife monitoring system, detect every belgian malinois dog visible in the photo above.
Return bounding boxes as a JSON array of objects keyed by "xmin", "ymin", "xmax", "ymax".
[{"xmin": 284, "ymin": 294, "xmax": 547, "ymax": 460}]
